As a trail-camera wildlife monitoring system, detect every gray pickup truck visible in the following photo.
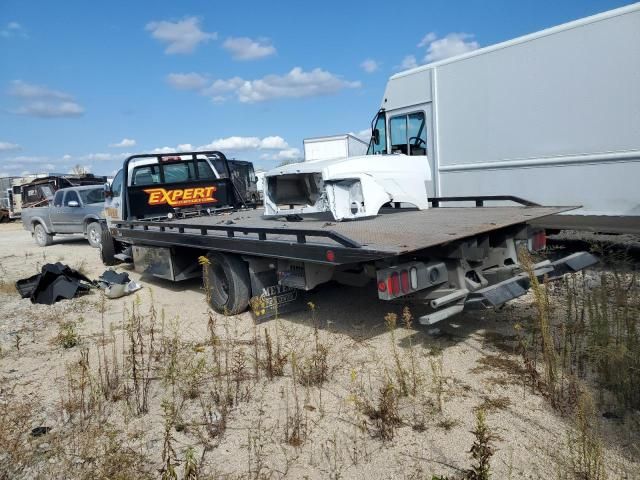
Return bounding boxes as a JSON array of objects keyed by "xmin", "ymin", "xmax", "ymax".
[{"xmin": 21, "ymin": 185, "xmax": 105, "ymax": 248}]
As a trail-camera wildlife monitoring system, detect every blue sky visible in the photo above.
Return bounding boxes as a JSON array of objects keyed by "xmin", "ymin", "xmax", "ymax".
[{"xmin": 0, "ymin": 0, "xmax": 632, "ymax": 177}]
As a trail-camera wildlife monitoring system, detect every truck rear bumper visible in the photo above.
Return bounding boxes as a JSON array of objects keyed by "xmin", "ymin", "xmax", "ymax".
[
  {"xmin": 464, "ymin": 251, "xmax": 598, "ymax": 310},
  {"xmin": 417, "ymin": 251, "xmax": 597, "ymax": 325}
]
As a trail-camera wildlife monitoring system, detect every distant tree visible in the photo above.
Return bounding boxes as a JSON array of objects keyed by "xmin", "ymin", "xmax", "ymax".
[
  {"xmin": 277, "ymin": 157, "xmax": 300, "ymax": 167},
  {"xmin": 71, "ymin": 164, "xmax": 89, "ymax": 175}
]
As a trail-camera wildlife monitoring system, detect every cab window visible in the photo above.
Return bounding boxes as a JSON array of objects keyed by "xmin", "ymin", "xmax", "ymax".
[
  {"xmin": 132, "ymin": 165, "xmax": 161, "ymax": 185},
  {"xmin": 64, "ymin": 190, "xmax": 80, "ymax": 206},
  {"xmin": 53, "ymin": 190, "xmax": 64, "ymax": 207},
  {"xmin": 390, "ymin": 111, "xmax": 427, "ymax": 155},
  {"xmin": 163, "ymin": 162, "xmax": 195, "ymax": 183},
  {"xmin": 111, "ymin": 170, "xmax": 123, "ymax": 197},
  {"xmin": 196, "ymin": 160, "xmax": 216, "ymax": 179}
]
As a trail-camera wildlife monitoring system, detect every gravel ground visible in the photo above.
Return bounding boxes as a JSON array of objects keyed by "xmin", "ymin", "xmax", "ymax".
[{"xmin": 0, "ymin": 221, "xmax": 638, "ymax": 479}]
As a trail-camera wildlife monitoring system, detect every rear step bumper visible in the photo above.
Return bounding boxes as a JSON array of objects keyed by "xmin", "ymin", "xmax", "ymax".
[{"xmin": 419, "ymin": 251, "xmax": 598, "ymax": 325}]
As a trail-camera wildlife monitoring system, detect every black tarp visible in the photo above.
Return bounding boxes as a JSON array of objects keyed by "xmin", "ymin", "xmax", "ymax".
[{"xmin": 15, "ymin": 263, "xmax": 94, "ymax": 305}]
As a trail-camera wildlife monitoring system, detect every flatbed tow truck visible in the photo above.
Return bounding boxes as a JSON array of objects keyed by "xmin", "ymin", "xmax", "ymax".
[{"xmin": 102, "ymin": 151, "xmax": 597, "ymax": 324}]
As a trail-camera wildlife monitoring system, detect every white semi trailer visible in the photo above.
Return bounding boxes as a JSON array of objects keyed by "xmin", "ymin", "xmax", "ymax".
[{"xmin": 265, "ymin": 3, "xmax": 640, "ymax": 232}]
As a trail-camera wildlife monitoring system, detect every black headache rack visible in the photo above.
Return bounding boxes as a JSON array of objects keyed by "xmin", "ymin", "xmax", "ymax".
[
  {"xmin": 122, "ymin": 150, "xmax": 249, "ymax": 220},
  {"xmin": 111, "ymin": 219, "xmax": 391, "ymax": 265}
]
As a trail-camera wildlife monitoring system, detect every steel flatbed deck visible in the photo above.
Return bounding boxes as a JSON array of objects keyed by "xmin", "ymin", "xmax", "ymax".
[{"xmin": 111, "ymin": 205, "xmax": 572, "ymax": 265}]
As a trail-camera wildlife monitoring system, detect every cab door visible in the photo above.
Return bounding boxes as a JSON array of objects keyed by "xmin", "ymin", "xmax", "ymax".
[
  {"xmin": 386, "ymin": 102, "xmax": 435, "ymax": 197},
  {"xmin": 55, "ymin": 190, "xmax": 84, "ymax": 233},
  {"xmin": 104, "ymin": 170, "xmax": 123, "ymax": 224},
  {"xmin": 49, "ymin": 190, "xmax": 65, "ymax": 232}
]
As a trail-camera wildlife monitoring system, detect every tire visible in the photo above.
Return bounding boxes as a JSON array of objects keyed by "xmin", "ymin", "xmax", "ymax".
[
  {"xmin": 86, "ymin": 222, "xmax": 102, "ymax": 248},
  {"xmin": 33, "ymin": 223, "xmax": 53, "ymax": 247},
  {"xmin": 100, "ymin": 226, "xmax": 120, "ymax": 266},
  {"xmin": 203, "ymin": 252, "xmax": 251, "ymax": 315}
]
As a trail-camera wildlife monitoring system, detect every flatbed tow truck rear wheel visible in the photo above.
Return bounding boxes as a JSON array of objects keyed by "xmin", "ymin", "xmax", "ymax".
[
  {"xmin": 100, "ymin": 227, "xmax": 120, "ymax": 266},
  {"xmin": 204, "ymin": 252, "xmax": 251, "ymax": 315}
]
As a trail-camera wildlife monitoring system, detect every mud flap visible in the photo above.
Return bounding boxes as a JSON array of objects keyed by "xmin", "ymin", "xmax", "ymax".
[{"xmin": 247, "ymin": 263, "xmax": 307, "ymax": 321}]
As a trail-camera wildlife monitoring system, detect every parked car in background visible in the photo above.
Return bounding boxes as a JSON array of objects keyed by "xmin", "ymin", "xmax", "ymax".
[{"xmin": 21, "ymin": 185, "xmax": 106, "ymax": 247}]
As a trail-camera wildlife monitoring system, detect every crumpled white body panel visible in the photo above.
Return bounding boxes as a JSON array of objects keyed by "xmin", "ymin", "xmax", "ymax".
[{"xmin": 263, "ymin": 154, "xmax": 432, "ymax": 221}]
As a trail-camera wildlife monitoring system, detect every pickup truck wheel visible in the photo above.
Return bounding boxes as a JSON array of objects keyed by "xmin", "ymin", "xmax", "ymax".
[
  {"xmin": 87, "ymin": 222, "xmax": 102, "ymax": 248},
  {"xmin": 33, "ymin": 223, "xmax": 53, "ymax": 247},
  {"xmin": 100, "ymin": 227, "xmax": 120, "ymax": 266},
  {"xmin": 204, "ymin": 253, "xmax": 251, "ymax": 315}
]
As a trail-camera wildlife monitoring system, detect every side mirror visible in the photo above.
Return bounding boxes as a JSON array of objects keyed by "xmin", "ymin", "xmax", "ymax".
[
  {"xmin": 104, "ymin": 182, "xmax": 113, "ymax": 199},
  {"xmin": 67, "ymin": 201, "xmax": 79, "ymax": 207},
  {"xmin": 373, "ymin": 128, "xmax": 380, "ymax": 145}
]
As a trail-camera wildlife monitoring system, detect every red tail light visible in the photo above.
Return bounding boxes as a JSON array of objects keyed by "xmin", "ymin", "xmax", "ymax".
[
  {"xmin": 390, "ymin": 272, "xmax": 400, "ymax": 295},
  {"xmin": 378, "ymin": 280, "xmax": 387, "ymax": 292},
  {"xmin": 532, "ymin": 231, "xmax": 546, "ymax": 251},
  {"xmin": 400, "ymin": 270, "xmax": 410, "ymax": 293}
]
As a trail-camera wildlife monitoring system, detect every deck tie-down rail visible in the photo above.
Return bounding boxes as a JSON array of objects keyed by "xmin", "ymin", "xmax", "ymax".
[
  {"xmin": 429, "ymin": 195, "xmax": 540, "ymax": 208},
  {"xmin": 114, "ymin": 220, "xmax": 363, "ymax": 249}
]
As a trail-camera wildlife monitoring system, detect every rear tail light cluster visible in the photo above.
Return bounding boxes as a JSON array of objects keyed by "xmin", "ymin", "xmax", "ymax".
[
  {"xmin": 377, "ymin": 261, "xmax": 447, "ymax": 300},
  {"xmin": 378, "ymin": 268, "xmax": 418, "ymax": 296}
]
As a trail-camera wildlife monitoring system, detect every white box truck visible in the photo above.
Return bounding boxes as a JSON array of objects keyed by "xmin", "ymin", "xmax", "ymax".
[
  {"xmin": 265, "ymin": 3, "xmax": 639, "ymax": 233},
  {"xmin": 303, "ymin": 134, "xmax": 368, "ymax": 162}
]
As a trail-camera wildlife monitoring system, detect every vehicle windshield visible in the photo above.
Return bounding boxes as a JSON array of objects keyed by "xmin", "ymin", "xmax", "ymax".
[
  {"xmin": 78, "ymin": 187, "xmax": 105, "ymax": 205},
  {"xmin": 366, "ymin": 111, "xmax": 387, "ymax": 155}
]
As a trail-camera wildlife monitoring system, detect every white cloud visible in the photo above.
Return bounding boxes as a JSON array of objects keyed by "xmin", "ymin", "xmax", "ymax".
[
  {"xmin": 222, "ymin": 37, "xmax": 276, "ymax": 60},
  {"xmin": 12, "ymin": 101, "xmax": 84, "ymax": 118},
  {"xmin": 5, "ymin": 155, "xmax": 48, "ymax": 164},
  {"xmin": 177, "ymin": 143, "xmax": 193, "ymax": 151},
  {"xmin": 83, "ymin": 153, "xmax": 118, "ymax": 161},
  {"xmin": 192, "ymin": 67, "xmax": 361, "ymax": 103},
  {"xmin": 259, "ymin": 136, "xmax": 289, "ymax": 149},
  {"xmin": 273, "ymin": 148, "xmax": 301, "ymax": 161},
  {"xmin": 197, "ymin": 136, "xmax": 290, "ymax": 151},
  {"xmin": 8, "ymin": 80, "xmax": 84, "ymax": 118},
  {"xmin": 398, "ymin": 32, "xmax": 479, "ymax": 71},
  {"xmin": 417, "ymin": 32, "xmax": 438, "ymax": 48},
  {"xmin": 109, "ymin": 138, "xmax": 136, "ymax": 148},
  {"xmin": 150, "ymin": 147, "xmax": 175, "ymax": 154},
  {"xmin": 0, "ymin": 141, "xmax": 21, "ymax": 152},
  {"xmin": 421, "ymin": 32, "xmax": 479, "ymax": 63},
  {"xmin": 360, "ymin": 59, "xmax": 379, "ymax": 73},
  {"xmin": 9, "ymin": 80, "xmax": 73, "ymax": 100},
  {"xmin": 1, "ymin": 21, "xmax": 27, "ymax": 38},
  {"xmin": 166, "ymin": 72, "xmax": 208, "ymax": 90},
  {"xmin": 146, "ymin": 17, "xmax": 217, "ymax": 54},
  {"xmin": 399, "ymin": 55, "xmax": 419, "ymax": 70}
]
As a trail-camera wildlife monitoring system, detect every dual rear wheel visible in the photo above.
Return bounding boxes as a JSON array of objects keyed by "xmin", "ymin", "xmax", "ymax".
[{"xmin": 203, "ymin": 252, "xmax": 251, "ymax": 315}]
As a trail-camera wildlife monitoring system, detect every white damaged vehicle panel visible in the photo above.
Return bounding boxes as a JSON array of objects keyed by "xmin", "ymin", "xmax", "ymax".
[{"xmin": 263, "ymin": 154, "xmax": 431, "ymax": 220}]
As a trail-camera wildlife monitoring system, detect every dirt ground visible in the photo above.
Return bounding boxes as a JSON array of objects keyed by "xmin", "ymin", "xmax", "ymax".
[{"xmin": 0, "ymin": 221, "xmax": 638, "ymax": 479}]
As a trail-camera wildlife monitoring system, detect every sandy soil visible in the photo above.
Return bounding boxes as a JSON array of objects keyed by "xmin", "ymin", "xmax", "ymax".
[{"xmin": 0, "ymin": 222, "xmax": 638, "ymax": 479}]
